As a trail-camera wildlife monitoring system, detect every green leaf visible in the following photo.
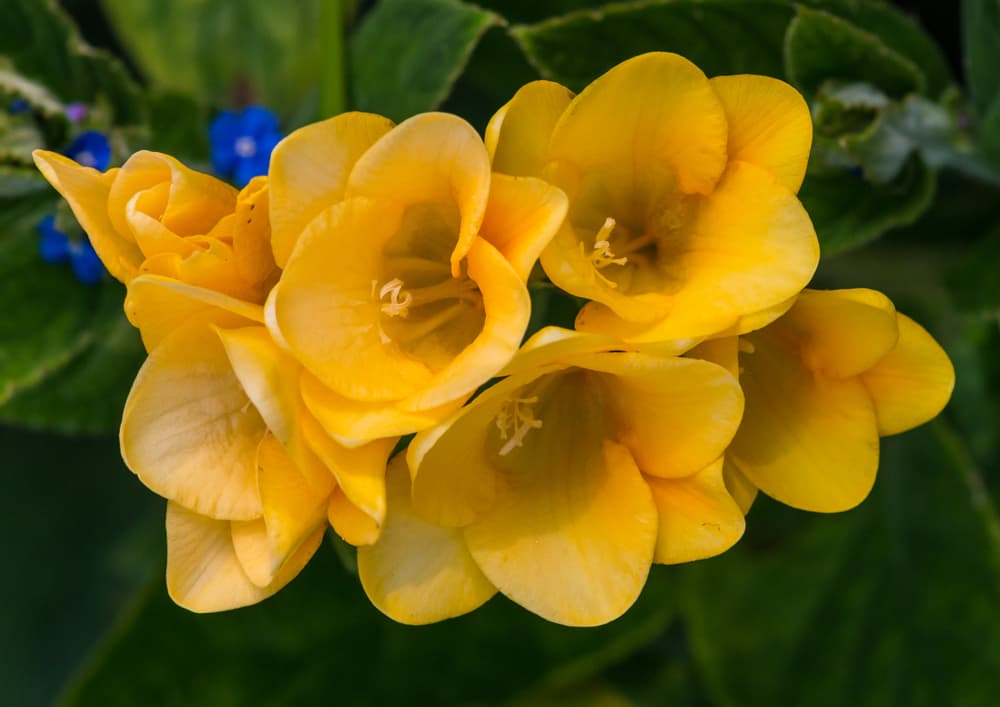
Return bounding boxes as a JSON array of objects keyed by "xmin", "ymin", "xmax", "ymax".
[
  {"xmin": 0, "ymin": 300, "xmax": 144, "ymax": 435},
  {"xmin": 60, "ymin": 552, "xmax": 676, "ymax": 707},
  {"xmin": 512, "ymin": 0, "xmax": 793, "ymax": 91},
  {"xmin": 0, "ymin": 192, "xmax": 117, "ymax": 405},
  {"xmin": 0, "ymin": 0, "xmax": 143, "ymax": 124},
  {"xmin": 962, "ymin": 0, "xmax": 1000, "ymax": 112},
  {"xmin": 0, "ymin": 165, "xmax": 49, "ymax": 198},
  {"xmin": 140, "ymin": 91, "xmax": 211, "ymax": 168},
  {"xmin": 785, "ymin": 6, "xmax": 924, "ymax": 99},
  {"xmin": 680, "ymin": 423, "xmax": 1000, "ymax": 707},
  {"xmin": 800, "ymin": 157, "xmax": 936, "ymax": 255},
  {"xmin": 349, "ymin": 0, "xmax": 504, "ymax": 121},
  {"xmin": 101, "ymin": 0, "xmax": 322, "ymax": 117}
]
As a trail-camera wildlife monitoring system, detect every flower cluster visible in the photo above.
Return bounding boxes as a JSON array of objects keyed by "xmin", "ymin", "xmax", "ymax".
[{"xmin": 33, "ymin": 52, "xmax": 953, "ymax": 626}]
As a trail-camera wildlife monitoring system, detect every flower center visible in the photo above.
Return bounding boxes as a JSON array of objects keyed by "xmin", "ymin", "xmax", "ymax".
[
  {"xmin": 375, "ymin": 278, "xmax": 413, "ymax": 318},
  {"xmin": 234, "ymin": 135, "xmax": 258, "ymax": 158},
  {"xmin": 589, "ymin": 217, "xmax": 628, "ymax": 270},
  {"xmin": 496, "ymin": 396, "xmax": 543, "ymax": 456}
]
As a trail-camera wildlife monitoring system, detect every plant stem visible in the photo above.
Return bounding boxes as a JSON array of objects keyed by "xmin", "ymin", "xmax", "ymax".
[{"xmin": 320, "ymin": 0, "xmax": 346, "ymax": 118}]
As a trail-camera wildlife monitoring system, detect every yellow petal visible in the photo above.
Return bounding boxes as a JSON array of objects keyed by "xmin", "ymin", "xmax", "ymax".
[
  {"xmin": 233, "ymin": 176, "xmax": 278, "ymax": 287},
  {"xmin": 861, "ymin": 313, "xmax": 955, "ymax": 435},
  {"xmin": 485, "ymin": 80, "xmax": 573, "ymax": 176},
  {"xmin": 329, "ymin": 486, "xmax": 381, "ymax": 546},
  {"xmin": 255, "ymin": 432, "xmax": 329, "ymax": 573},
  {"xmin": 358, "ymin": 457, "xmax": 496, "ymax": 623},
  {"xmin": 730, "ymin": 326, "xmax": 880, "ymax": 512},
  {"xmin": 646, "ymin": 458, "xmax": 745, "ymax": 564},
  {"xmin": 32, "ymin": 150, "xmax": 140, "ymax": 281},
  {"xmin": 399, "ymin": 238, "xmax": 531, "ymax": 412},
  {"xmin": 300, "ymin": 410, "xmax": 393, "ymax": 527},
  {"xmin": 216, "ymin": 325, "xmax": 301, "ymax": 448},
  {"xmin": 125, "ymin": 274, "xmax": 264, "ymax": 352},
  {"xmin": 479, "ymin": 173, "xmax": 568, "ymax": 281},
  {"xmin": 710, "ymin": 75, "xmax": 812, "ymax": 193},
  {"xmin": 270, "ymin": 197, "xmax": 433, "ymax": 401},
  {"xmin": 346, "ymin": 112, "xmax": 491, "ymax": 276},
  {"xmin": 269, "ymin": 112, "xmax": 394, "ymax": 267},
  {"xmin": 548, "ymin": 52, "xmax": 728, "ymax": 198},
  {"xmin": 574, "ymin": 352, "xmax": 743, "ymax": 479},
  {"xmin": 231, "ymin": 518, "xmax": 273, "ymax": 587},
  {"xmin": 120, "ymin": 323, "xmax": 265, "ymax": 520},
  {"xmin": 300, "ymin": 370, "xmax": 462, "ymax": 439},
  {"xmin": 722, "ymin": 459, "xmax": 758, "ymax": 515},
  {"xmin": 784, "ymin": 289, "xmax": 899, "ymax": 379},
  {"xmin": 499, "ymin": 326, "xmax": 628, "ymax": 377},
  {"xmin": 111, "ymin": 151, "xmax": 236, "ymax": 255},
  {"xmin": 166, "ymin": 502, "xmax": 323, "ymax": 612},
  {"xmin": 576, "ymin": 160, "xmax": 819, "ymax": 341},
  {"xmin": 464, "ymin": 378, "xmax": 657, "ymax": 626}
]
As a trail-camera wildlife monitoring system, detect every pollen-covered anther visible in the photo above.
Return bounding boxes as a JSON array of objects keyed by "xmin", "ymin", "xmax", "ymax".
[
  {"xmin": 496, "ymin": 395, "xmax": 544, "ymax": 456},
  {"xmin": 589, "ymin": 217, "xmax": 628, "ymax": 270},
  {"xmin": 374, "ymin": 278, "xmax": 413, "ymax": 318}
]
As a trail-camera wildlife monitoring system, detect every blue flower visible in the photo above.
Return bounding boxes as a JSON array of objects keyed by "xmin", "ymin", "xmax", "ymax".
[
  {"xmin": 9, "ymin": 98, "xmax": 30, "ymax": 114},
  {"xmin": 210, "ymin": 105, "xmax": 282, "ymax": 187},
  {"xmin": 65, "ymin": 130, "xmax": 111, "ymax": 171},
  {"xmin": 36, "ymin": 215, "xmax": 104, "ymax": 285}
]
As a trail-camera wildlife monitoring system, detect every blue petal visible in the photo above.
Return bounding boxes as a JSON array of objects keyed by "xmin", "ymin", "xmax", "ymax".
[
  {"xmin": 37, "ymin": 215, "xmax": 70, "ymax": 263},
  {"xmin": 210, "ymin": 110, "xmax": 242, "ymax": 176},
  {"xmin": 240, "ymin": 105, "xmax": 280, "ymax": 138},
  {"xmin": 65, "ymin": 131, "xmax": 111, "ymax": 171},
  {"xmin": 70, "ymin": 241, "xmax": 105, "ymax": 284},
  {"xmin": 234, "ymin": 156, "xmax": 264, "ymax": 188}
]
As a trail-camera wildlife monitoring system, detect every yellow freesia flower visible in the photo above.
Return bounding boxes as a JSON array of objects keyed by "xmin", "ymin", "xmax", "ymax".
[
  {"xmin": 123, "ymin": 319, "xmax": 394, "ymax": 612},
  {"xmin": 693, "ymin": 288, "xmax": 955, "ymax": 513},
  {"xmin": 265, "ymin": 111, "xmax": 568, "ymax": 440},
  {"xmin": 485, "ymin": 52, "xmax": 820, "ymax": 344},
  {"xmin": 32, "ymin": 149, "xmax": 278, "ymax": 350},
  {"xmin": 357, "ymin": 328, "xmax": 745, "ymax": 626}
]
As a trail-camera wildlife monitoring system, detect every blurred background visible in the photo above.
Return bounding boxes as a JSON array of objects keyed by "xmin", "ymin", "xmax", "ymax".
[{"xmin": 2, "ymin": 1, "xmax": 999, "ymax": 705}]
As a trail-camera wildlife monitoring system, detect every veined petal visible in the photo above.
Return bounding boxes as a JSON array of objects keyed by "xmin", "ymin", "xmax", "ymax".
[
  {"xmin": 300, "ymin": 371, "xmax": 463, "ymax": 440},
  {"xmin": 399, "ymin": 238, "xmax": 530, "ymax": 412},
  {"xmin": 346, "ymin": 113, "xmax": 491, "ymax": 276},
  {"xmin": 300, "ymin": 410, "xmax": 393, "ymax": 528},
  {"xmin": 120, "ymin": 323, "xmax": 265, "ymax": 520},
  {"xmin": 166, "ymin": 502, "xmax": 323, "ymax": 612},
  {"xmin": 479, "ymin": 173, "xmax": 568, "ymax": 281},
  {"xmin": 329, "ymin": 487, "xmax": 381, "ymax": 546},
  {"xmin": 731, "ymin": 326, "xmax": 880, "ymax": 512},
  {"xmin": 358, "ymin": 457, "xmax": 497, "ymax": 624},
  {"xmin": 271, "ymin": 196, "xmax": 433, "ymax": 401},
  {"xmin": 125, "ymin": 274, "xmax": 264, "ymax": 352},
  {"xmin": 32, "ymin": 150, "xmax": 140, "ymax": 281},
  {"xmin": 269, "ymin": 112, "xmax": 394, "ymax": 267},
  {"xmin": 576, "ymin": 160, "xmax": 819, "ymax": 341},
  {"xmin": 862, "ymin": 313, "xmax": 955, "ymax": 436},
  {"xmin": 231, "ymin": 518, "xmax": 273, "ymax": 587},
  {"xmin": 548, "ymin": 52, "xmax": 728, "ymax": 199},
  {"xmin": 570, "ymin": 352, "xmax": 743, "ymax": 479},
  {"xmin": 784, "ymin": 289, "xmax": 899, "ymax": 379},
  {"xmin": 710, "ymin": 75, "xmax": 812, "ymax": 193},
  {"xmin": 485, "ymin": 80, "xmax": 573, "ymax": 177},
  {"xmin": 646, "ymin": 458, "xmax": 745, "ymax": 564},
  {"xmin": 464, "ymin": 375, "xmax": 657, "ymax": 626},
  {"xmin": 498, "ymin": 326, "xmax": 628, "ymax": 377},
  {"xmin": 216, "ymin": 326, "xmax": 301, "ymax": 447}
]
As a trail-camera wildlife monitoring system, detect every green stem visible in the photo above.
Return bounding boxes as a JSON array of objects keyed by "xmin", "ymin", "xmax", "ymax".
[{"xmin": 320, "ymin": 0, "xmax": 347, "ymax": 118}]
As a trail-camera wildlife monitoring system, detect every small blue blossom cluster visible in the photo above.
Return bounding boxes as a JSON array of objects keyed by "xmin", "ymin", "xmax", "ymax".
[
  {"xmin": 210, "ymin": 106, "xmax": 282, "ymax": 187},
  {"xmin": 36, "ymin": 130, "xmax": 112, "ymax": 285}
]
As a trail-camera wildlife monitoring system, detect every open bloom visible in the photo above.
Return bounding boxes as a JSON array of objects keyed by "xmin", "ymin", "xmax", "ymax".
[
  {"xmin": 694, "ymin": 288, "xmax": 955, "ymax": 513},
  {"xmin": 266, "ymin": 111, "xmax": 568, "ymax": 440},
  {"xmin": 486, "ymin": 52, "xmax": 819, "ymax": 344},
  {"xmin": 357, "ymin": 328, "xmax": 745, "ymax": 626}
]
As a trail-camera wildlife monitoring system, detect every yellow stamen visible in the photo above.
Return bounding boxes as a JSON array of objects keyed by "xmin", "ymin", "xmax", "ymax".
[
  {"xmin": 738, "ymin": 339, "xmax": 756, "ymax": 354},
  {"xmin": 496, "ymin": 396, "xmax": 543, "ymax": 456},
  {"xmin": 589, "ymin": 217, "xmax": 628, "ymax": 270},
  {"xmin": 373, "ymin": 278, "xmax": 413, "ymax": 318}
]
